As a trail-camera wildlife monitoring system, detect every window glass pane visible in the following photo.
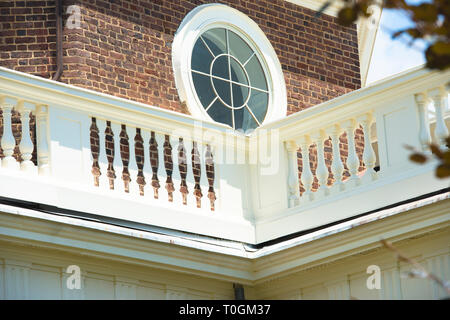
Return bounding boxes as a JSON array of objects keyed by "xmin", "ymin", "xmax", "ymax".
[
  {"xmin": 212, "ymin": 78, "xmax": 232, "ymax": 106},
  {"xmin": 192, "ymin": 72, "xmax": 216, "ymax": 109},
  {"xmin": 245, "ymin": 55, "xmax": 268, "ymax": 90},
  {"xmin": 207, "ymin": 99, "xmax": 233, "ymax": 127},
  {"xmin": 232, "ymin": 84, "xmax": 249, "ymax": 108},
  {"xmin": 234, "ymin": 107, "xmax": 258, "ymax": 131},
  {"xmin": 230, "ymin": 58, "xmax": 248, "ymax": 85},
  {"xmin": 202, "ymin": 28, "xmax": 227, "ymax": 56},
  {"xmin": 247, "ymin": 90, "xmax": 268, "ymax": 123},
  {"xmin": 228, "ymin": 30, "xmax": 253, "ymax": 64},
  {"xmin": 191, "ymin": 38, "xmax": 214, "ymax": 74},
  {"xmin": 212, "ymin": 55, "xmax": 229, "ymax": 79}
]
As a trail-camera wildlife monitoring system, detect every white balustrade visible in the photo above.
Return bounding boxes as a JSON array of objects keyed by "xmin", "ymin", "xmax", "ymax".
[
  {"xmin": 35, "ymin": 104, "xmax": 50, "ymax": 176},
  {"xmin": 168, "ymin": 135, "xmax": 180, "ymax": 205},
  {"xmin": 141, "ymin": 129, "xmax": 152, "ymax": 197},
  {"xmin": 415, "ymin": 92, "xmax": 432, "ymax": 152},
  {"xmin": 311, "ymin": 130, "xmax": 329, "ymax": 197},
  {"xmin": 1, "ymin": 65, "xmax": 449, "ymax": 243},
  {"xmin": 97, "ymin": 118, "xmax": 108, "ymax": 189},
  {"xmin": 184, "ymin": 138, "xmax": 196, "ymax": 208},
  {"xmin": 359, "ymin": 112, "xmax": 377, "ymax": 182},
  {"xmin": 199, "ymin": 143, "xmax": 210, "ymax": 210},
  {"xmin": 125, "ymin": 125, "xmax": 139, "ymax": 195},
  {"xmin": 156, "ymin": 133, "xmax": 168, "ymax": 203},
  {"xmin": 298, "ymin": 136, "xmax": 314, "ymax": 201},
  {"xmin": 1, "ymin": 103, "xmax": 17, "ymax": 169},
  {"xmin": 17, "ymin": 101, "xmax": 35, "ymax": 172},
  {"xmin": 285, "ymin": 140, "xmax": 300, "ymax": 207},
  {"xmin": 342, "ymin": 119, "xmax": 360, "ymax": 187},
  {"xmin": 429, "ymin": 87, "xmax": 449, "ymax": 148},
  {"xmin": 111, "ymin": 122, "xmax": 125, "ymax": 193},
  {"xmin": 327, "ymin": 124, "xmax": 345, "ymax": 193}
]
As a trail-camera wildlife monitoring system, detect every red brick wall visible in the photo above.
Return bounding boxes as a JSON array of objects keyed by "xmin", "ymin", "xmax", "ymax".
[
  {"xmin": 1, "ymin": 0, "xmax": 361, "ymax": 116},
  {"xmin": 0, "ymin": 0, "xmax": 57, "ymax": 78}
]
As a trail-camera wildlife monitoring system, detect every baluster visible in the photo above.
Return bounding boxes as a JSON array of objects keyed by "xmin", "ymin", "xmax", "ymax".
[
  {"xmin": 177, "ymin": 137, "xmax": 189, "ymax": 205},
  {"xmin": 125, "ymin": 126, "xmax": 139, "ymax": 195},
  {"xmin": 35, "ymin": 104, "xmax": 50, "ymax": 176},
  {"xmin": 149, "ymin": 132, "xmax": 161, "ymax": 199},
  {"xmin": 163, "ymin": 135, "xmax": 175, "ymax": 202},
  {"xmin": 1, "ymin": 103, "xmax": 18, "ymax": 169},
  {"xmin": 311, "ymin": 130, "xmax": 329, "ymax": 197},
  {"xmin": 97, "ymin": 119, "xmax": 108, "ymax": 188},
  {"xmin": 17, "ymin": 101, "xmax": 35, "ymax": 172},
  {"xmin": 414, "ymin": 92, "xmax": 432, "ymax": 152},
  {"xmin": 298, "ymin": 135, "xmax": 314, "ymax": 201},
  {"xmin": 105, "ymin": 122, "xmax": 115, "ymax": 189},
  {"xmin": 429, "ymin": 87, "xmax": 449, "ymax": 148},
  {"xmin": 285, "ymin": 140, "xmax": 300, "ymax": 207},
  {"xmin": 111, "ymin": 122, "xmax": 125, "ymax": 193},
  {"xmin": 155, "ymin": 133, "xmax": 168, "ymax": 203},
  {"xmin": 342, "ymin": 119, "xmax": 360, "ymax": 187},
  {"xmin": 170, "ymin": 135, "xmax": 183, "ymax": 205},
  {"xmin": 191, "ymin": 141, "xmax": 203, "ymax": 209},
  {"xmin": 134, "ymin": 128, "xmax": 146, "ymax": 196},
  {"xmin": 184, "ymin": 138, "xmax": 196, "ymax": 208},
  {"xmin": 327, "ymin": 124, "xmax": 345, "ymax": 192},
  {"xmin": 141, "ymin": 129, "xmax": 152, "ymax": 197},
  {"xmin": 359, "ymin": 112, "xmax": 377, "ymax": 182},
  {"xmin": 205, "ymin": 144, "xmax": 216, "ymax": 211},
  {"xmin": 198, "ymin": 143, "xmax": 210, "ymax": 210}
]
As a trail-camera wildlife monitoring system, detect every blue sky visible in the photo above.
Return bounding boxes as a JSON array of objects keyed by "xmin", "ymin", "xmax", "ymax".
[{"xmin": 366, "ymin": 2, "xmax": 430, "ymax": 84}]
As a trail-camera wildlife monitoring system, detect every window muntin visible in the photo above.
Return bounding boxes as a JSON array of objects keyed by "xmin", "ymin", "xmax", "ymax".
[{"xmin": 190, "ymin": 27, "xmax": 269, "ymax": 131}]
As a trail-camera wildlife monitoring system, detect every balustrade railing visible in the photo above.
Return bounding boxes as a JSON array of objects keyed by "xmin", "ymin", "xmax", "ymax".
[
  {"xmin": 0, "ymin": 66, "xmax": 448, "ymax": 243},
  {"xmin": 277, "ymin": 74, "xmax": 449, "ymax": 209}
]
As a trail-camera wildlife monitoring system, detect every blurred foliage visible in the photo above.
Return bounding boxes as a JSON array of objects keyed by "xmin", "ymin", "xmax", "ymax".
[
  {"xmin": 319, "ymin": 0, "xmax": 450, "ymax": 70},
  {"xmin": 408, "ymin": 136, "xmax": 450, "ymax": 179}
]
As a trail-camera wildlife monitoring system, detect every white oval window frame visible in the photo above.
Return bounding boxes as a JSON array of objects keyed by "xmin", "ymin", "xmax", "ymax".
[{"xmin": 172, "ymin": 3, "xmax": 287, "ymax": 130}]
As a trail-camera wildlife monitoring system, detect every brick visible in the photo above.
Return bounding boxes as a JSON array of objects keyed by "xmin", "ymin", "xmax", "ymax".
[{"xmin": 1, "ymin": 0, "xmax": 360, "ymax": 119}]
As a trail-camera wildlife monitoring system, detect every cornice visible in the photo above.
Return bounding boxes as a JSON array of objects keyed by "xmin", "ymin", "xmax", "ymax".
[{"xmin": 0, "ymin": 197, "xmax": 448, "ymax": 284}]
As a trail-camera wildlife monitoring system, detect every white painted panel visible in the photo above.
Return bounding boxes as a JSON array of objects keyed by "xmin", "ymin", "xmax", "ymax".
[
  {"xmin": 381, "ymin": 103, "xmax": 420, "ymax": 170},
  {"xmin": 326, "ymin": 279, "xmax": 350, "ymax": 300},
  {"xmin": 49, "ymin": 108, "xmax": 91, "ymax": 183},
  {"xmin": 166, "ymin": 286, "xmax": 188, "ymax": 300},
  {"xmin": 137, "ymin": 285, "xmax": 165, "ymax": 300},
  {"xmin": 381, "ymin": 267, "xmax": 403, "ymax": 300},
  {"xmin": 426, "ymin": 254, "xmax": 450, "ymax": 300},
  {"xmin": 186, "ymin": 289, "xmax": 213, "ymax": 300},
  {"xmin": 29, "ymin": 269, "xmax": 61, "ymax": 300},
  {"xmin": 4, "ymin": 261, "xmax": 30, "ymax": 299},
  {"xmin": 349, "ymin": 273, "xmax": 380, "ymax": 300},
  {"xmin": 85, "ymin": 276, "xmax": 114, "ymax": 300},
  {"xmin": 114, "ymin": 278, "xmax": 137, "ymax": 300},
  {"xmin": 301, "ymin": 285, "xmax": 328, "ymax": 300},
  {"xmin": 217, "ymin": 163, "xmax": 247, "ymax": 217}
]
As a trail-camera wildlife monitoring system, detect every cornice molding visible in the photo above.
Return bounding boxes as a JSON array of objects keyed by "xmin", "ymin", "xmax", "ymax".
[{"xmin": 0, "ymin": 197, "xmax": 448, "ymax": 283}]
